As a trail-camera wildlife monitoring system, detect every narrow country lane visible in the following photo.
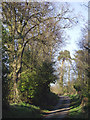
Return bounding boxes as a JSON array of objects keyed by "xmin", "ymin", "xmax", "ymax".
[{"xmin": 43, "ymin": 96, "xmax": 70, "ymax": 119}]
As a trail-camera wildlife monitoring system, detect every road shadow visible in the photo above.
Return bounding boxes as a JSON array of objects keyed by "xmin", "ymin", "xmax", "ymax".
[{"xmin": 43, "ymin": 96, "xmax": 70, "ymax": 119}]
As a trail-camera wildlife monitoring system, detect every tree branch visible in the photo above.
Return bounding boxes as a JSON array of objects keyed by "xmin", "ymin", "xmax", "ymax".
[
  {"xmin": 23, "ymin": 24, "xmax": 37, "ymax": 38},
  {"xmin": 84, "ymin": 45, "xmax": 90, "ymax": 52}
]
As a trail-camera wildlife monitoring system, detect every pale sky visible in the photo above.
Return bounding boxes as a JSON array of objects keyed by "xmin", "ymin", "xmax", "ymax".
[
  {"xmin": 53, "ymin": 2, "xmax": 88, "ymax": 58},
  {"xmin": 53, "ymin": 2, "xmax": 88, "ymax": 64},
  {"xmin": 64, "ymin": 2, "xmax": 88, "ymax": 58}
]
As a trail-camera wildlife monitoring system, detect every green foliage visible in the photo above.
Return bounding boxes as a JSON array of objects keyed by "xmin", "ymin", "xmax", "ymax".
[
  {"xmin": 32, "ymin": 61, "xmax": 57, "ymax": 106},
  {"xmin": 18, "ymin": 70, "xmax": 37, "ymax": 103},
  {"xmin": 18, "ymin": 61, "xmax": 57, "ymax": 106},
  {"xmin": 73, "ymin": 49, "xmax": 89, "ymax": 99},
  {"xmin": 58, "ymin": 50, "xmax": 71, "ymax": 61}
]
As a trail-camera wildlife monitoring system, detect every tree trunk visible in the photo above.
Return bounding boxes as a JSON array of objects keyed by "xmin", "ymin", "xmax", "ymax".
[
  {"xmin": 12, "ymin": 56, "xmax": 22, "ymax": 103},
  {"xmin": 59, "ymin": 59, "xmax": 64, "ymax": 94},
  {"xmin": 12, "ymin": 72, "xmax": 21, "ymax": 103},
  {"xmin": 68, "ymin": 62, "xmax": 70, "ymax": 93}
]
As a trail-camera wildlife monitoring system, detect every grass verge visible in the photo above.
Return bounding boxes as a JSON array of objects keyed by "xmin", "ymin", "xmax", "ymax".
[
  {"xmin": 2, "ymin": 102, "xmax": 43, "ymax": 118},
  {"xmin": 66, "ymin": 94, "xmax": 88, "ymax": 119}
]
